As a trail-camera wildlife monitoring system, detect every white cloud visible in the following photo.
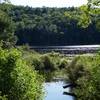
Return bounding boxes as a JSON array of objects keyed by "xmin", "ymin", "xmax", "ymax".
[{"xmin": 11, "ymin": 0, "xmax": 88, "ymax": 7}]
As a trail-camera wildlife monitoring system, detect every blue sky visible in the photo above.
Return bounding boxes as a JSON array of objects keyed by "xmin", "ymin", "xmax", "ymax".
[{"xmin": 10, "ymin": 0, "xmax": 88, "ymax": 7}]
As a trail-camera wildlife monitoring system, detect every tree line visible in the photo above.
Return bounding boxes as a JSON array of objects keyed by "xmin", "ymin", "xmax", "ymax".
[{"xmin": 0, "ymin": 3, "xmax": 100, "ymax": 46}]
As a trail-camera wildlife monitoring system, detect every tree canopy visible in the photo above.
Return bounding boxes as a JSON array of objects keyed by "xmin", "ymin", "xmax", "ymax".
[
  {"xmin": 0, "ymin": 0, "xmax": 11, "ymax": 4},
  {"xmin": 88, "ymin": 0, "xmax": 100, "ymax": 6},
  {"xmin": 0, "ymin": 8, "xmax": 16, "ymax": 47},
  {"xmin": 0, "ymin": 3, "xmax": 100, "ymax": 46}
]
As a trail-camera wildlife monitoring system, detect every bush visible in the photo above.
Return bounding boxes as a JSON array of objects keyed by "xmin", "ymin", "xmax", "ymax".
[
  {"xmin": 32, "ymin": 57, "xmax": 44, "ymax": 70},
  {"xmin": 0, "ymin": 48, "xmax": 44, "ymax": 100},
  {"xmin": 66, "ymin": 57, "xmax": 87, "ymax": 83},
  {"xmin": 41, "ymin": 55, "xmax": 56, "ymax": 71},
  {"xmin": 0, "ymin": 92, "xmax": 7, "ymax": 100},
  {"xmin": 32, "ymin": 52, "xmax": 68, "ymax": 72},
  {"xmin": 68, "ymin": 55, "xmax": 100, "ymax": 100},
  {"xmin": 59, "ymin": 58, "xmax": 68, "ymax": 69}
]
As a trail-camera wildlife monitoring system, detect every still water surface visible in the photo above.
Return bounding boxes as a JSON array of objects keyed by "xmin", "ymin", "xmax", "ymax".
[{"xmin": 44, "ymin": 81, "xmax": 74, "ymax": 100}]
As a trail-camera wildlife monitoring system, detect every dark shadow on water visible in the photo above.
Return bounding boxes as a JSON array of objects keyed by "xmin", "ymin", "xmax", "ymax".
[{"xmin": 63, "ymin": 92, "xmax": 77, "ymax": 98}]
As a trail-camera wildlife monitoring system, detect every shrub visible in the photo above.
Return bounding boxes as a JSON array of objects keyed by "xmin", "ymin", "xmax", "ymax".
[
  {"xmin": 32, "ymin": 52, "xmax": 68, "ymax": 72},
  {"xmin": 0, "ymin": 92, "xmax": 7, "ymax": 100},
  {"xmin": 41, "ymin": 55, "xmax": 57, "ymax": 71},
  {"xmin": 32, "ymin": 57, "xmax": 44, "ymax": 70},
  {"xmin": 0, "ymin": 48, "xmax": 44, "ymax": 100},
  {"xmin": 59, "ymin": 58, "xmax": 68, "ymax": 69},
  {"xmin": 68, "ymin": 55, "xmax": 100, "ymax": 100},
  {"xmin": 66, "ymin": 57, "xmax": 84, "ymax": 83}
]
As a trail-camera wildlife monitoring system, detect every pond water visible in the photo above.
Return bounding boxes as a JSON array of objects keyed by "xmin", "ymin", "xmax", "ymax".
[
  {"xmin": 44, "ymin": 81, "xmax": 74, "ymax": 100},
  {"xmin": 31, "ymin": 45, "xmax": 100, "ymax": 55}
]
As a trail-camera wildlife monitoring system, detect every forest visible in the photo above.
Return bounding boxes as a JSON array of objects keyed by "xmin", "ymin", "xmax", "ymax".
[{"xmin": 0, "ymin": 3, "xmax": 100, "ymax": 46}]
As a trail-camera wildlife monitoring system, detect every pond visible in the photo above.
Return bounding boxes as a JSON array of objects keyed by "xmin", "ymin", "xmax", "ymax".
[
  {"xmin": 44, "ymin": 81, "xmax": 74, "ymax": 100},
  {"xmin": 31, "ymin": 45, "xmax": 100, "ymax": 55}
]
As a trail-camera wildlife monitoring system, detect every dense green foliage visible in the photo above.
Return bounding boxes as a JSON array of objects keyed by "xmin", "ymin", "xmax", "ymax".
[
  {"xmin": 0, "ymin": 2, "xmax": 100, "ymax": 100},
  {"xmin": 0, "ymin": 5, "xmax": 16, "ymax": 48},
  {"xmin": 88, "ymin": 0, "xmax": 100, "ymax": 6},
  {"xmin": 0, "ymin": 3, "xmax": 45, "ymax": 100},
  {"xmin": 0, "ymin": 92, "xmax": 7, "ymax": 100},
  {"xmin": 67, "ymin": 54, "xmax": 100, "ymax": 100},
  {"xmin": 0, "ymin": 4, "xmax": 100, "ymax": 46},
  {"xmin": 0, "ymin": 48, "xmax": 44, "ymax": 100},
  {"xmin": 19, "ymin": 46, "xmax": 68, "ymax": 72},
  {"xmin": 17, "ymin": 46, "xmax": 68, "ymax": 81}
]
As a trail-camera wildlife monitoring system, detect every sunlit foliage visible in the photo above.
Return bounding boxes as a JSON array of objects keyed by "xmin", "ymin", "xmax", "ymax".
[
  {"xmin": 0, "ymin": 48, "xmax": 44, "ymax": 100},
  {"xmin": 67, "ymin": 54, "xmax": 100, "ymax": 100}
]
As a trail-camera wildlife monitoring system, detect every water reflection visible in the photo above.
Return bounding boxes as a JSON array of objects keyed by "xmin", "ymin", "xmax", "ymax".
[{"xmin": 44, "ymin": 81, "xmax": 74, "ymax": 100}]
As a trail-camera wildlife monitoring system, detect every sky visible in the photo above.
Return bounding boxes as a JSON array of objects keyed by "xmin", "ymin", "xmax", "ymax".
[{"xmin": 10, "ymin": 0, "xmax": 88, "ymax": 7}]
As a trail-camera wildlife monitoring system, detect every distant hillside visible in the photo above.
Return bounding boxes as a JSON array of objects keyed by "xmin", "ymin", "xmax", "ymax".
[{"xmin": 0, "ymin": 4, "xmax": 100, "ymax": 45}]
